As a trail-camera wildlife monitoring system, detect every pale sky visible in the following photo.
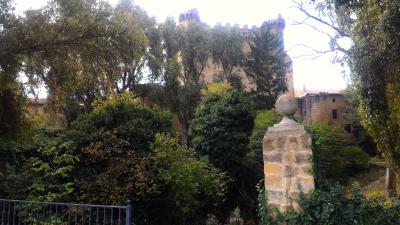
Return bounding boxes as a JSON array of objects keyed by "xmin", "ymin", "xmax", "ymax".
[{"xmin": 15, "ymin": 0, "xmax": 349, "ymax": 93}]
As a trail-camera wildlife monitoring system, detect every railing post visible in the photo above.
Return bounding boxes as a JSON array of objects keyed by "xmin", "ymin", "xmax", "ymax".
[{"xmin": 125, "ymin": 200, "xmax": 132, "ymax": 225}]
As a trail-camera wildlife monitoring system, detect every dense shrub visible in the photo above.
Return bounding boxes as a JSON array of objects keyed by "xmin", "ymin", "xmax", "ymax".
[
  {"xmin": 258, "ymin": 183, "xmax": 400, "ymax": 225},
  {"xmin": 306, "ymin": 122, "xmax": 370, "ymax": 186},
  {"xmin": 249, "ymin": 109, "xmax": 282, "ymax": 154},
  {"xmin": 1, "ymin": 93, "xmax": 227, "ymax": 225},
  {"xmin": 0, "ymin": 129, "xmax": 78, "ymax": 201},
  {"xmin": 64, "ymin": 94, "xmax": 173, "ymax": 205},
  {"xmin": 191, "ymin": 86, "xmax": 254, "ymax": 176},
  {"xmin": 150, "ymin": 134, "xmax": 227, "ymax": 224},
  {"xmin": 191, "ymin": 85, "xmax": 254, "ymax": 221}
]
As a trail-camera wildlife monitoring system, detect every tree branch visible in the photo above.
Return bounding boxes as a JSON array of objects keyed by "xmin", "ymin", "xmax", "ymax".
[{"xmin": 292, "ymin": 0, "xmax": 350, "ymax": 38}]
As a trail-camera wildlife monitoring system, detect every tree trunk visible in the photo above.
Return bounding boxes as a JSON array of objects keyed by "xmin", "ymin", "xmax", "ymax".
[
  {"xmin": 385, "ymin": 166, "xmax": 396, "ymax": 197},
  {"xmin": 180, "ymin": 120, "xmax": 189, "ymax": 147}
]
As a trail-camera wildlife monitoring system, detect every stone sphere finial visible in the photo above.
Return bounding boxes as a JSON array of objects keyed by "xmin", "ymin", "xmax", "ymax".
[{"xmin": 275, "ymin": 93, "xmax": 297, "ymax": 116}]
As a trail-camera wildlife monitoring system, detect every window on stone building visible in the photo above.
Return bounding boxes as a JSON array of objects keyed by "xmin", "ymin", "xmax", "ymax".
[
  {"xmin": 332, "ymin": 109, "xmax": 337, "ymax": 119},
  {"xmin": 332, "ymin": 98, "xmax": 336, "ymax": 102},
  {"xmin": 344, "ymin": 124, "xmax": 352, "ymax": 133}
]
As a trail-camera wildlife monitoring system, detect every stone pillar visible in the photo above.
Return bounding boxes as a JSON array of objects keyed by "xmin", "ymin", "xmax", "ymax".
[{"xmin": 263, "ymin": 94, "xmax": 314, "ymax": 212}]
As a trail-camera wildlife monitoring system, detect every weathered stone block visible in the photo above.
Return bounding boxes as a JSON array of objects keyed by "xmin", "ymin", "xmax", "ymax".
[
  {"xmin": 265, "ymin": 176, "xmax": 283, "ymax": 189},
  {"xmin": 277, "ymin": 137, "xmax": 286, "ymax": 149},
  {"xmin": 282, "ymin": 152, "xmax": 296, "ymax": 164},
  {"xmin": 287, "ymin": 137, "xmax": 298, "ymax": 150},
  {"xmin": 283, "ymin": 165, "xmax": 298, "ymax": 177},
  {"xmin": 299, "ymin": 165, "xmax": 313, "ymax": 175},
  {"xmin": 295, "ymin": 152, "xmax": 311, "ymax": 163},
  {"xmin": 267, "ymin": 190, "xmax": 285, "ymax": 203},
  {"xmin": 263, "ymin": 138, "xmax": 275, "ymax": 151},
  {"xmin": 264, "ymin": 163, "xmax": 283, "ymax": 175},
  {"xmin": 300, "ymin": 134, "xmax": 311, "ymax": 147},
  {"xmin": 296, "ymin": 176, "xmax": 314, "ymax": 191},
  {"xmin": 264, "ymin": 152, "xmax": 282, "ymax": 162}
]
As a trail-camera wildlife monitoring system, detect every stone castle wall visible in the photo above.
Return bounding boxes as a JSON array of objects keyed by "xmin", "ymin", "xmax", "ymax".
[{"xmin": 179, "ymin": 9, "xmax": 294, "ymax": 93}]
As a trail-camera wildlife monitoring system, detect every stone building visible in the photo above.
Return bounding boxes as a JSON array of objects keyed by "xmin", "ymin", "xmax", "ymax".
[
  {"xmin": 296, "ymin": 91, "xmax": 354, "ymax": 140},
  {"xmin": 178, "ymin": 9, "xmax": 295, "ymax": 94}
]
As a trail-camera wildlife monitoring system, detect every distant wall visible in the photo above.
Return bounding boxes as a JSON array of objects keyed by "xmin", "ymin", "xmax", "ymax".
[{"xmin": 296, "ymin": 93, "xmax": 354, "ymax": 140}]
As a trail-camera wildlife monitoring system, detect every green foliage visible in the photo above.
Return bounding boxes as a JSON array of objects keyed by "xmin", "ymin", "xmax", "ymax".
[
  {"xmin": 225, "ymin": 207, "xmax": 244, "ymax": 225},
  {"xmin": 342, "ymin": 85, "xmax": 378, "ymax": 155},
  {"xmin": 1, "ymin": 0, "xmax": 155, "ymax": 125},
  {"xmin": 0, "ymin": 129, "xmax": 78, "ymax": 202},
  {"xmin": 0, "ymin": 141, "xmax": 33, "ymax": 199},
  {"xmin": 249, "ymin": 110, "xmax": 282, "ymax": 154},
  {"xmin": 210, "ymin": 25, "xmax": 245, "ymax": 89},
  {"xmin": 244, "ymin": 21, "xmax": 288, "ymax": 109},
  {"xmin": 192, "ymin": 87, "xmax": 254, "ymax": 176},
  {"xmin": 319, "ymin": 0, "xmax": 400, "ymax": 184},
  {"xmin": 70, "ymin": 93, "xmax": 172, "ymax": 154},
  {"xmin": 151, "ymin": 17, "xmax": 211, "ymax": 146},
  {"xmin": 2, "ymin": 93, "xmax": 229, "ymax": 225},
  {"xmin": 201, "ymin": 82, "xmax": 233, "ymax": 97},
  {"xmin": 150, "ymin": 134, "xmax": 227, "ymax": 220},
  {"xmin": 258, "ymin": 183, "xmax": 400, "ymax": 225},
  {"xmin": 256, "ymin": 181, "xmax": 274, "ymax": 225},
  {"xmin": 0, "ymin": 84, "xmax": 34, "ymax": 142},
  {"xmin": 26, "ymin": 130, "xmax": 78, "ymax": 201},
  {"xmin": 191, "ymin": 87, "xmax": 255, "ymax": 221},
  {"xmin": 306, "ymin": 122, "xmax": 370, "ymax": 186},
  {"xmin": 65, "ymin": 93, "xmax": 172, "ymax": 205}
]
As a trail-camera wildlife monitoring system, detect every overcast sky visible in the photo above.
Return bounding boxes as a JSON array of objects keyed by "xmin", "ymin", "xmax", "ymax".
[{"xmin": 15, "ymin": 0, "xmax": 349, "ymax": 92}]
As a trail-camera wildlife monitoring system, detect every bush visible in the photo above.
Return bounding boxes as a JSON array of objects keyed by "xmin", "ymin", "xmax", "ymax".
[
  {"xmin": 306, "ymin": 123, "xmax": 370, "ymax": 186},
  {"xmin": 150, "ymin": 133, "xmax": 227, "ymax": 223},
  {"xmin": 249, "ymin": 110, "xmax": 282, "ymax": 154},
  {"xmin": 191, "ymin": 85, "xmax": 255, "ymax": 221},
  {"xmin": 258, "ymin": 183, "xmax": 400, "ymax": 225},
  {"xmin": 191, "ymin": 86, "xmax": 254, "ymax": 176}
]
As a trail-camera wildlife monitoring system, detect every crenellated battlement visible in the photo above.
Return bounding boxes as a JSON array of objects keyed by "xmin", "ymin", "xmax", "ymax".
[
  {"xmin": 178, "ymin": 8, "xmax": 200, "ymax": 23},
  {"xmin": 179, "ymin": 9, "xmax": 285, "ymax": 41}
]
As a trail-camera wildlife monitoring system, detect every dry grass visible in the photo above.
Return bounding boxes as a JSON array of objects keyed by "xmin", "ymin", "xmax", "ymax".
[{"xmin": 349, "ymin": 166, "xmax": 386, "ymax": 198}]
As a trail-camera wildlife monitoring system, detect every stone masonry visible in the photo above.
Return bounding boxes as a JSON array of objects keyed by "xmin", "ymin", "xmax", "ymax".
[{"xmin": 263, "ymin": 117, "xmax": 314, "ymax": 212}]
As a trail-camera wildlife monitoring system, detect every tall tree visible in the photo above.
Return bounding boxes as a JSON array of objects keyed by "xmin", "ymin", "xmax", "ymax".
[
  {"xmin": 316, "ymin": 0, "xmax": 400, "ymax": 190},
  {"xmin": 152, "ymin": 18, "xmax": 210, "ymax": 146},
  {"xmin": 0, "ymin": 0, "xmax": 28, "ymax": 140},
  {"xmin": 244, "ymin": 20, "xmax": 288, "ymax": 109},
  {"xmin": 191, "ymin": 83, "xmax": 254, "ymax": 221},
  {"xmin": 0, "ymin": 0, "xmax": 154, "ymax": 126},
  {"xmin": 303, "ymin": 0, "xmax": 400, "ymax": 192},
  {"xmin": 210, "ymin": 25, "xmax": 245, "ymax": 89}
]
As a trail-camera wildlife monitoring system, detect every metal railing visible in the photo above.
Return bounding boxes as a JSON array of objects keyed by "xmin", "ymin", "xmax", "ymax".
[{"xmin": 0, "ymin": 199, "xmax": 132, "ymax": 225}]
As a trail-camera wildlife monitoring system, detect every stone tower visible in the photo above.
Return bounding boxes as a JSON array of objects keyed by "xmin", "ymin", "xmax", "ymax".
[
  {"xmin": 179, "ymin": 8, "xmax": 201, "ymax": 28},
  {"xmin": 177, "ymin": 10, "xmax": 295, "ymax": 96}
]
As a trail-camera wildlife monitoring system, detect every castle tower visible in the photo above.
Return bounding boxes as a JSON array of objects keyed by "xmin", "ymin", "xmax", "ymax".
[
  {"xmin": 177, "ymin": 10, "xmax": 294, "ymax": 97},
  {"xmin": 178, "ymin": 8, "xmax": 200, "ymax": 28}
]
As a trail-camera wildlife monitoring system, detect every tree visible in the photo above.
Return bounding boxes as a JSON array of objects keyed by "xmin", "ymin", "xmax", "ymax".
[
  {"xmin": 66, "ymin": 93, "xmax": 172, "ymax": 200},
  {"xmin": 210, "ymin": 25, "xmax": 245, "ymax": 89},
  {"xmin": 150, "ymin": 134, "xmax": 227, "ymax": 225},
  {"xmin": 306, "ymin": 122, "xmax": 369, "ymax": 186},
  {"xmin": 312, "ymin": 0, "xmax": 400, "ymax": 191},
  {"xmin": 244, "ymin": 20, "xmax": 288, "ymax": 109},
  {"xmin": 152, "ymin": 18, "xmax": 210, "ymax": 146},
  {"xmin": 291, "ymin": 0, "xmax": 351, "ymax": 59},
  {"xmin": 0, "ymin": 0, "xmax": 154, "ymax": 126},
  {"xmin": 0, "ymin": 0, "xmax": 31, "ymax": 140},
  {"xmin": 191, "ymin": 83, "xmax": 254, "ymax": 221},
  {"xmin": 191, "ymin": 84, "xmax": 254, "ymax": 175},
  {"xmin": 342, "ymin": 84, "xmax": 377, "ymax": 156}
]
